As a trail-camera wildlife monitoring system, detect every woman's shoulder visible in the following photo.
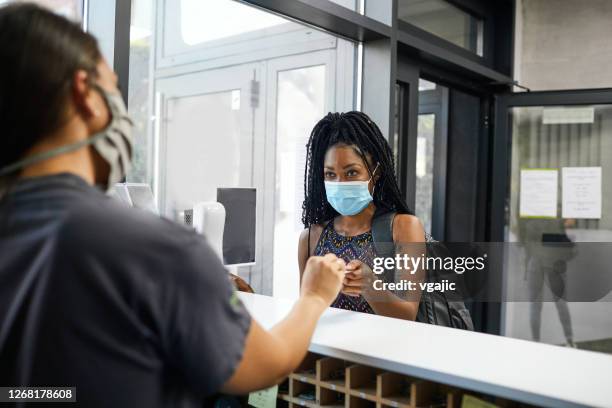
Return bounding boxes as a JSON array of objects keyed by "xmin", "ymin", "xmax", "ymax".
[
  {"xmin": 298, "ymin": 221, "xmax": 333, "ymax": 253},
  {"xmin": 393, "ymin": 213, "xmax": 421, "ymax": 227},
  {"xmin": 392, "ymin": 213, "xmax": 425, "ymax": 242},
  {"xmin": 298, "ymin": 223, "xmax": 327, "ymax": 241},
  {"xmin": 299, "ymin": 223, "xmax": 325, "ymax": 259}
]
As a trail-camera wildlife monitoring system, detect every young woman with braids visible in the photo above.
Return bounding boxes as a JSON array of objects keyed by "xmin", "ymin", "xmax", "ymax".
[{"xmin": 298, "ymin": 112, "xmax": 425, "ymax": 320}]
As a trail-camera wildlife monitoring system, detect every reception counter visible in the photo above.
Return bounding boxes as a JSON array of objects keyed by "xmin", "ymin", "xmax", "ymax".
[{"xmin": 238, "ymin": 292, "xmax": 612, "ymax": 408}]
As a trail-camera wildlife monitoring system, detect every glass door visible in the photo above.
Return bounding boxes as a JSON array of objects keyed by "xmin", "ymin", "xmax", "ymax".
[
  {"xmin": 416, "ymin": 79, "xmax": 448, "ymax": 239},
  {"xmin": 493, "ymin": 92, "xmax": 612, "ymax": 352},
  {"xmin": 155, "ymin": 63, "xmax": 267, "ymax": 286}
]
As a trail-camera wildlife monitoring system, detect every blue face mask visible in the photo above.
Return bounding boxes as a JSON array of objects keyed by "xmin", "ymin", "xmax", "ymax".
[{"xmin": 324, "ymin": 164, "xmax": 378, "ymax": 216}]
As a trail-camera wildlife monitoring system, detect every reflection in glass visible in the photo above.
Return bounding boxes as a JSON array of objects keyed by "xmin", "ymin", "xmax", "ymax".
[
  {"xmin": 180, "ymin": 0, "xmax": 285, "ymax": 46},
  {"xmin": 128, "ymin": 0, "xmax": 154, "ymax": 183},
  {"xmin": 398, "ymin": 0, "xmax": 483, "ymax": 56},
  {"xmin": 505, "ymin": 105, "xmax": 612, "ymax": 353},
  {"xmin": 162, "ymin": 91, "xmax": 245, "ymax": 219},
  {"xmin": 273, "ymin": 66, "xmax": 326, "ymax": 299},
  {"xmin": 414, "ymin": 79, "xmax": 448, "ymax": 239},
  {"xmin": 392, "ymin": 84, "xmax": 401, "ymax": 175},
  {"xmin": 418, "ymin": 79, "xmax": 436, "ymax": 91},
  {"xmin": 415, "ymin": 114, "xmax": 435, "ymax": 234}
]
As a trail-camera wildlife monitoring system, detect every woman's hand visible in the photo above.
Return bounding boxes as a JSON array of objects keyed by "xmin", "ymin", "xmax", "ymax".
[{"xmin": 342, "ymin": 259, "xmax": 375, "ymax": 297}]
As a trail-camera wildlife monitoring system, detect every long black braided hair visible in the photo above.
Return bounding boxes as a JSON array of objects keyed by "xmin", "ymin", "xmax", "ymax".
[{"xmin": 301, "ymin": 111, "xmax": 413, "ymax": 228}]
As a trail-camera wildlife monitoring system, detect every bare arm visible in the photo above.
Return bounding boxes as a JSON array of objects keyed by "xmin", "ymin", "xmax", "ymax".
[
  {"xmin": 343, "ymin": 214, "xmax": 425, "ymax": 320},
  {"xmin": 298, "ymin": 225, "xmax": 324, "ymax": 284},
  {"xmin": 221, "ymin": 294, "xmax": 327, "ymax": 393},
  {"xmin": 222, "ymin": 254, "xmax": 345, "ymax": 394},
  {"xmin": 366, "ymin": 214, "xmax": 425, "ymax": 320}
]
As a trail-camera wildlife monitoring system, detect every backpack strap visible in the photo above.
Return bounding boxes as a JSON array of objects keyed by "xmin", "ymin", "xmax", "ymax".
[{"xmin": 371, "ymin": 211, "xmax": 397, "ymax": 260}]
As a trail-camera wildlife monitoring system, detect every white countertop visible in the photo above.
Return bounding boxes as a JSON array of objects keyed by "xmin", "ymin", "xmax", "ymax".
[{"xmin": 238, "ymin": 292, "xmax": 612, "ymax": 408}]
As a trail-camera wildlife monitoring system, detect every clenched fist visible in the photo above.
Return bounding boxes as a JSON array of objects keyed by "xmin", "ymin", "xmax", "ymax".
[{"xmin": 301, "ymin": 253, "xmax": 346, "ymax": 306}]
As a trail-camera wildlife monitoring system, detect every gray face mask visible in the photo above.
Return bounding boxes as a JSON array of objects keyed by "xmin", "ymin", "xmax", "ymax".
[{"xmin": 0, "ymin": 87, "xmax": 134, "ymax": 192}]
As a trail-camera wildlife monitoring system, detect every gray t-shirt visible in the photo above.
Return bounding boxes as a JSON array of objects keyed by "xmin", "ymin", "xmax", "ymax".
[{"xmin": 0, "ymin": 173, "xmax": 251, "ymax": 407}]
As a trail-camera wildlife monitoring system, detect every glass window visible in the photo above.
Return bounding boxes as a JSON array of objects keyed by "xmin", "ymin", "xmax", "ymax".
[
  {"xmin": 273, "ymin": 65, "xmax": 326, "ymax": 299},
  {"xmin": 160, "ymin": 0, "xmax": 353, "ymax": 65},
  {"xmin": 415, "ymin": 114, "xmax": 435, "ymax": 234},
  {"xmin": 418, "ymin": 79, "xmax": 436, "ymax": 91},
  {"xmin": 0, "ymin": 0, "xmax": 82, "ymax": 21},
  {"xmin": 365, "ymin": 0, "xmax": 392, "ymax": 25},
  {"xmin": 86, "ymin": 0, "xmax": 116, "ymax": 65},
  {"xmin": 331, "ymin": 0, "xmax": 358, "ymax": 12},
  {"xmin": 398, "ymin": 0, "xmax": 483, "ymax": 56},
  {"xmin": 392, "ymin": 83, "xmax": 402, "ymax": 175},
  {"xmin": 127, "ymin": 0, "xmax": 154, "ymax": 183},
  {"xmin": 128, "ymin": 0, "xmax": 357, "ymax": 294},
  {"xmin": 515, "ymin": 0, "xmax": 612, "ymax": 91},
  {"xmin": 505, "ymin": 105, "xmax": 612, "ymax": 351},
  {"xmin": 179, "ymin": 0, "xmax": 286, "ymax": 46},
  {"xmin": 162, "ymin": 90, "xmax": 245, "ymax": 218},
  {"xmin": 414, "ymin": 79, "xmax": 448, "ymax": 238}
]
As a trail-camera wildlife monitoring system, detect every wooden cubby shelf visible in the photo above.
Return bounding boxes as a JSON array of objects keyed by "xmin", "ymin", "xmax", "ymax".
[{"xmin": 275, "ymin": 353, "xmax": 537, "ymax": 408}]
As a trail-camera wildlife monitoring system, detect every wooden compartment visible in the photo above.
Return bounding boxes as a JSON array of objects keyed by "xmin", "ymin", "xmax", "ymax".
[
  {"xmin": 378, "ymin": 373, "xmax": 442, "ymax": 408},
  {"xmin": 408, "ymin": 378, "xmax": 437, "ymax": 407},
  {"xmin": 276, "ymin": 399, "xmax": 291, "ymax": 408},
  {"xmin": 276, "ymin": 353, "xmax": 539, "ymax": 408},
  {"xmin": 347, "ymin": 364, "xmax": 380, "ymax": 402},
  {"xmin": 318, "ymin": 357, "xmax": 348, "ymax": 393},
  {"xmin": 291, "ymin": 380, "xmax": 317, "ymax": 407},
  {"xmin": 291, "ymin": 353, "xmax": 320, "ymax": 385},
  {"xmin": 347, "ymin": 395, "xmax": 377, "ymax": 407},
  {"xmin": 318, "ymin": 387, "xmax": 345, "ymax": 408},
  {"xmin": 378, "ymin": 372, "xmax": 411, "ymax": 408}
]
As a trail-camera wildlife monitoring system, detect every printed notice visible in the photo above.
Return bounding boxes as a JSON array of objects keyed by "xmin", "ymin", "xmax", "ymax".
[
  {"xmin": 562, "ymin": 167, "xmax": 602, "ymax": 219},
  {"xmin": 520, "ymin": 169, "xmax": 558, "ymax": 218},
  {"xmin": 248, "ymin": 385, "xmax": 278, "ymax": 408},
  {"xmin": 462, "ymin": 394, "xmax": 500, "ymax": 408}
]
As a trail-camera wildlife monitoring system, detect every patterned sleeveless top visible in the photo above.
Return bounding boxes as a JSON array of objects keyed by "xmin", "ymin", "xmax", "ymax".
[{"xmin": 313, "ymin": 221, "xmax": 378, "ymax": 314}]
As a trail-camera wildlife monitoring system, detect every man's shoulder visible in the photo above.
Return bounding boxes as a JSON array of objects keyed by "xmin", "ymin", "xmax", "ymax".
[{"xmin": 58, "ymin": 194, "xmax": 200, "ymax": 254}]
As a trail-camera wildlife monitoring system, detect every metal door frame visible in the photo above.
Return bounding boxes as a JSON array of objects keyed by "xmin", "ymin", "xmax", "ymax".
[{"xmin": 418, "ymin": 86, "xmax": 449, "ymax": 240}]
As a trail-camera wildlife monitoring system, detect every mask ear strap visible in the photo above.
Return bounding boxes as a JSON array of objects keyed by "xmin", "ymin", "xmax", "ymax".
[
  {"xmin": 0, "ymin": 85, "xmax": 114, "ymax": 178},
  {"xmin": 0, "ymin": 133, "xmax": 106, "ymax": 177},
  {"xmin": 369, "ymin": 163, "xmax": 380, "ymax": 197},
  {"xmin": 368, "ymin": 163, "xmax": 380, "ymax": 182}
]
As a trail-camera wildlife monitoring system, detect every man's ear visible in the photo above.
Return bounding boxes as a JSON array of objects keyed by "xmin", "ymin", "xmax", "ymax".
[
  {"xmin": 72, "ymin": 70, "xmax": 99, "ymax": 119},
  {"xmin": 72, "ymin": 70, "xmax": 110, "ymax": 133}
]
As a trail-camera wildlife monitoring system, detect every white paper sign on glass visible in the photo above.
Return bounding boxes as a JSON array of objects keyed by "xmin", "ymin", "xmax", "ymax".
[
  {"xmin": 519, "ymin": 169, "xmax": 558, "ymax": 218},
  {"xmin": 562, "ymin": 167, "xmax": 602, "ymax": 219}
]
